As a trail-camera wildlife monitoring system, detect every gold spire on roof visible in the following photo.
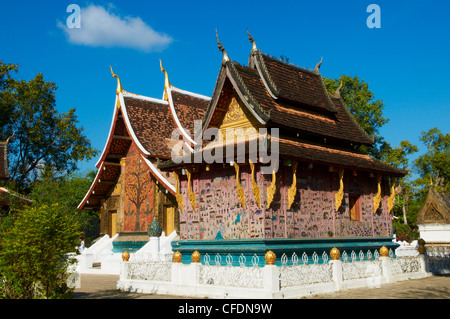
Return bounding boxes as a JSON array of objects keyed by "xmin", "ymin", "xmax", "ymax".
[
  {"xmin": 216, "ymin": 29, "xmax": 230, "ymax": 64},
  {"xmin": 160, "ymin": 59, "xmax": 176, "ymax": 101},
  {"xmin": 110, "ymin": 66, "xmax": 124, "ymax": 95}
]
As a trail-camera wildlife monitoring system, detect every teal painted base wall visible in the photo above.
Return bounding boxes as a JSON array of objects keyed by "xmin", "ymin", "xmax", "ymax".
[
  {"xmin": 112, "ymin": 241, "xmax": 147, "ymax": 254},
  {"xmin": 171, "ymin": 237, "xmax": 399, "ymax": 266}
]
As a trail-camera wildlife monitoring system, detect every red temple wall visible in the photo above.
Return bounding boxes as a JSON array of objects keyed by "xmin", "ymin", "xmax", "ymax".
[{"xmin": 177, "ymin": 163, "xmax": 392, "ymax": 240}]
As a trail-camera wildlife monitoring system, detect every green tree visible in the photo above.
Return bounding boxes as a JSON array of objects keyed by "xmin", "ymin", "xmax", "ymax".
[
  {"xmin": 29, "ymin": 169, "xmax": 99, "ymax": 245},
  {"xmin": 413, "ymin": 127, "xmax": 450, "ymax": 193},
  {"xmin": 0, "ymin": 203, "xmax": 80, "ymax": 298},
  {"xmin": 0, "ymin": 61, "xmax": 98, "ymax": 192}
]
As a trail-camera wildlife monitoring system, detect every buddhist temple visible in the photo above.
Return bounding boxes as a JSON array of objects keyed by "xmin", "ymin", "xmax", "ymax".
[
  {"xmin": 79, "ymin": 32, "xmax": 406, "ymax": 262},
  {"xmin": 158, "ymin": 32, "xmax": 407, "ymax": 264}
]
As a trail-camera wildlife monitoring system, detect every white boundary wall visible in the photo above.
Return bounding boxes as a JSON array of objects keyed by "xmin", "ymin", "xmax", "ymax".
[{"xmin": 117, "ymin": 254, "xmax": 433, "ymax": 299}]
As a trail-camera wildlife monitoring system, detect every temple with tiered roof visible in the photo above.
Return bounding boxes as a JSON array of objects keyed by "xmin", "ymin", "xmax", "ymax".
[{"xmin": 79, "ymin": 31, "xmax": 405, "ymax": 261}]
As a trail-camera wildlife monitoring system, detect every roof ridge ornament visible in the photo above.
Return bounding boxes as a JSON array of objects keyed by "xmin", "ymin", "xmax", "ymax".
[
  {"xmin": 216, "ymin": 29, "xmax": 230, "ymax": 64},
  {"xmin": 160, "ymin": 59, "xmax": 176, "ymax": 101},
  {"xmin": 247, "ymin": 29, "xmax": 257, "ymax": 53},
  {"xmin": 110, "ymin": 66, "xmax": 124, "ymax": 96},
  {"xmin": 314, "ymin": 57, "xmax": 323, "ymax": 74},
  {"xmin": 333, "ymin": 81, "xmax": 343, "ymax": 98}
]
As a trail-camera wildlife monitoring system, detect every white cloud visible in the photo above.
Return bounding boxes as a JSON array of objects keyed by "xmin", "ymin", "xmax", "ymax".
[{"xmin": 58, "ymin": 4, "xmax": 172, "ymax": 52}]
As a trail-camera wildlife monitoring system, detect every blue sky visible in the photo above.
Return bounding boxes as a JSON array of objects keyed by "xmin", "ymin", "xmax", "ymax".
[{"xmin": 1, "ymin": 0, "xmax": 449, "ymax": 174}]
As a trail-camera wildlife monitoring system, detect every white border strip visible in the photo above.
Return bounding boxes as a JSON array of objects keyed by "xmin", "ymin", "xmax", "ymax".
[
  {"xmin": 167, "ymin": 87, "xmax": 198, "ymax": 146},
  {"xmin": 170, "ymin": 87, "xmax": 211, "ymax": 101},
  {"xmin": 77, "ymin": 161, "xmax": 105, "ymax": 209},
  {"xmin": 95, "ymin": 95, "xmax": 120, "ymax": 168}
]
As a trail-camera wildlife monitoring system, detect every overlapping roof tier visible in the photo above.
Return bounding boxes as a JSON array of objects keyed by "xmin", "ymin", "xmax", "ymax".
[
  {"xmin": 80, "ymin": 36, "xmax": 407, "ymax": 210},
  {"xmin": 78, "ymin": 77, "xmax": 210, "ymax": 210},
  {"xmin": 160, "ymin": 37, "xmax": 405, "ymax": 178}
]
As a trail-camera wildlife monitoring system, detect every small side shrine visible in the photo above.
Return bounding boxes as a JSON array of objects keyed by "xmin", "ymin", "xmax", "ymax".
[
  {"xmin": 417, "ymin": 185, "xmax": 450, "ymax": 245},
  {"xmin": 159, "ymin": 32, "xmax": 406, "ymax": 264},
  {"xmin": 78, "ymin": 62, "xmax": 210, "ymax": 251}
]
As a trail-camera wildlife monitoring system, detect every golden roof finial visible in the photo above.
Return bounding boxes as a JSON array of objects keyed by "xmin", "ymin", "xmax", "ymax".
[
  {"xmin": 110, "ymin": 66, "xmax": 124, "ymax": 95},
  {"xmin": 216, "ymin": 29, "xmax": 230, "ymax": 64},
  {"xmin": 160, "ymin": 59, "xmax": 173, "ymax": 101}
]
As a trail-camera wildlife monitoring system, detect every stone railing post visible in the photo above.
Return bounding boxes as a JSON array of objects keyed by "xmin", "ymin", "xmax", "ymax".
[
  {"xmin": 171, "ymin": 251, "xmax": 182, "ymax": 285},
  {"xmin": 120, "ymin": 251, "xmax": 130, "ymax": 281},
  {"xmin": 329, "ymin": 247, "xmax": 344, "ymax": 290},
  {"xmin": 188, "ymin": 251, "xmax": 201, "ymax": 286},
  {"xmin": 263, "ymin": 251, "xmax": 280, "ymax": 294},
  {"xmin": 417, "ymin": 239, "xmax": 428, "ymax": 273},
  {"xmin": 379, "ymin": 246, "xmax": 393, "ymax": 283}
]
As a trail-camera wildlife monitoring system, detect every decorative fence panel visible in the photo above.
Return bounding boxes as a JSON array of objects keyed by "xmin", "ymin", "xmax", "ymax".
[
  {"xmin": 118, "ymin": 247, "xmax": 435, "ymax": 298},
  {"xmin": 341, "ymin": 260, "xmax": 382, "ymax": 281},
  {"xmin": 279, "ymin": 264, "xmax": 333, "ymax": 288},
  {"xmin": 199, "ymin": 265, "xmax": 264, "ymax": 289},
  {"xmin": 127, "ymin": 261, "xmax": 172, "ymax": 282}
]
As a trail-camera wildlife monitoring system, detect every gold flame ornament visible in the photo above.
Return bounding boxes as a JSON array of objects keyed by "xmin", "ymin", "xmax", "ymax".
[
  {"xmin": 288, "ymin": 162, "xmax": 298, "ymax": 209},
  {"xmin": 373, "ymin": 174, "xmax": 382, "ymax": 213},
  {"xmin": 249, "ymin": 161, "xmax": 260, "ymax": 209},
  {"xmin": 335, "ymin": 168, "xmax": 344, "ymax": 212}
]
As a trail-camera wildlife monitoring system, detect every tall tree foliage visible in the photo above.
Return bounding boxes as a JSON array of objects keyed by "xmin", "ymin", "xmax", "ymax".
[
  {"xmin": 0, "ymin": 61, "xmax": 98, "ymax": 192},
  {"xmin": 413, "ymin": 128, "xmax": 450, "ymax": 192},
  {"xmin": 0, "ymin": 203, "xmax": 80, "ymax": 298}
]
